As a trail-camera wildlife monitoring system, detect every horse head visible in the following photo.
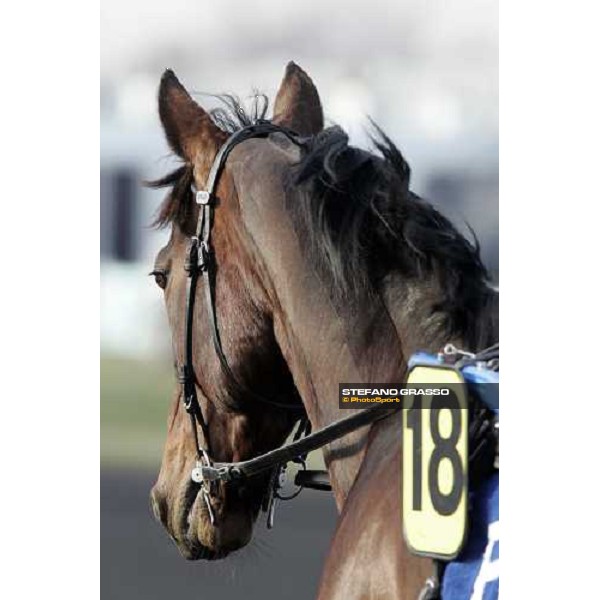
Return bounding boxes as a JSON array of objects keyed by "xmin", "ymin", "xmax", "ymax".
[{"xmin": 148, "ymin": 63, "xmax": 324, "ymax": 560}]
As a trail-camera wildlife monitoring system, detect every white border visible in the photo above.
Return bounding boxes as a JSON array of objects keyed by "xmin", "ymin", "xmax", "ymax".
[
  {"xmin": 1, "ymin": 2, "xmax": 99, "ymax": 598},
  {"xmin": 2, "ymin": 0, "xmax": 597, "ymax": 597},
  {"xmin": 502, "ymin": 1, "xmax": 599, "ymax": 597}
]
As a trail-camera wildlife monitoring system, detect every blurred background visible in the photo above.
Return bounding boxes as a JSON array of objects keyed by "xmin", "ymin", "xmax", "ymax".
[{"xmin": 101, "ymin": 1, "xmax": 497, "ymax": 598}]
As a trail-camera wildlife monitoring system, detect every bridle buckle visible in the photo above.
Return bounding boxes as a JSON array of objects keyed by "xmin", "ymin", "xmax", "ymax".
[
  {"xmin": 195, "ymin": 190, "xmax": 211, "ymax": 205},
  {"xmin": 198, "ymin": 241, "xmax": 209, "ymax": 270},
  {"xmin": 183, "ymin": 393, "xmax": 195, "ymax": 413},
  {"xmin": 184, "ymin": 237, "xmax": 210, "ymax": 275}
]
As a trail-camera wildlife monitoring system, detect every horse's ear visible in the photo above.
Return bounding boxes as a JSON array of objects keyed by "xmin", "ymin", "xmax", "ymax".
[
  {"xmin": 272, "ymin": 62, "xmax": 324, "ymax": 136},
  {"xmin": 158, "ymin": 69, "xmax": 225, "ymax": 165}
]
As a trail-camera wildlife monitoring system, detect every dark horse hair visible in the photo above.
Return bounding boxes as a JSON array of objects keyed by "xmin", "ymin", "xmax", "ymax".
[
  {"xmin": 291, "ymin": 124, "xmax": 495, "ymax": 341},
  {"xmin": 148, "ymin": 95, "xmax": 495, "ymax": 344}
]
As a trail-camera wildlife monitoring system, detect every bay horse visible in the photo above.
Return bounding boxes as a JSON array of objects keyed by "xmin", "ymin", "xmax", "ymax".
[{"xmin": 147, "ymin": 62, "xmax": 498, "ymax": 599}]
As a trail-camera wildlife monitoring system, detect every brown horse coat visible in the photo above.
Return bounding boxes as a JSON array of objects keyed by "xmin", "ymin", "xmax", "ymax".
[{"xmin": 148, "ymin": 63, "xmax": 498, "ymax": 599}]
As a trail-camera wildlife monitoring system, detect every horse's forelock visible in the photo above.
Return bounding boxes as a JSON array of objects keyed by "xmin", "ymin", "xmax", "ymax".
[{"xmin": 146, "ymin": 94, "xmax": 271, "ymax": 233}]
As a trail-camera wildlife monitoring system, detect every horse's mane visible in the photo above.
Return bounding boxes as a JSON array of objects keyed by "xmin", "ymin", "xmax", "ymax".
[
  {"xmin": 148, "ymin": 95, "xmax": 495, "ymax": 342},
  {"xmin": 290, "ymin": 125, "xmax": 494, "ymax": 340}
]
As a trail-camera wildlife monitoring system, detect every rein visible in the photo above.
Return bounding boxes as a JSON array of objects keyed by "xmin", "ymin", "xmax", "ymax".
[{"xmin": 195, "ymin": 406, "xmax": 393, "ymax": 483}]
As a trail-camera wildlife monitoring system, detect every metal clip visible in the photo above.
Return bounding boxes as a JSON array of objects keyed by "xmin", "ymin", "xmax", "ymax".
[
  {"xmin": 184, "ymin": 237, "xmax": 210, "ymax": 274},
  {"xmin": 183, "ymin": 394, "xmax": 195, "ymax": 413},
  {"xmin": 417, "ymin": 577, "xmax": 441, "ymax": 600},
  {"xmin": 197, "ymin": 240, "xmax": 210, "ymax": 271},
  {"xmin": 265, "ymin": 464, "xmax": 290, "ymax": 529},
  {"xmin": 442, "ymin": 343, "xmax": 476, "ymax": 359},
  {"xmin": 202, "ymin": 489, "xmax": 215, "ymax": 525},
  {"xmin": 266, "ymin": 494, "xmax": 278, "ymax": 529},
  {"xmin": 191, "ymin": 449, "xmax": 213, "ymax": 484},
  {"xmin": 191, "ymin": 465, "xmax": 224, "ymax": 483},
  {"xmin": 191, "ymin": 464, "xmax": 205, "ymax": 484},
  {"xmin": 196, "ymin": 190, "xmax": 211, "ymax": 205},
  {"xmin": 486, "ymin": 357, "xmax": 500, "ymax": 371}
]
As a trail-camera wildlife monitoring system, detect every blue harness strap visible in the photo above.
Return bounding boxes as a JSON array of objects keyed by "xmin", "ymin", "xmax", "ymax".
[{"xmin": 408, "ymin": 352, "xmax": 499, "ymax": 413}]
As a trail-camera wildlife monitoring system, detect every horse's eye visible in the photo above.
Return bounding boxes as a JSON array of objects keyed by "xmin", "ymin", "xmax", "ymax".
[{"xmin": 150, "ymin": 269, "xmax": 168, "ymax": 289}]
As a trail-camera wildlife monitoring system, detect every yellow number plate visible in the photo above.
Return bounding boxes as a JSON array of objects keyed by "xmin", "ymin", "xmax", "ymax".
[{"xmin": 402, "ymin": 365, "xmax": 469, "ymax": 559}]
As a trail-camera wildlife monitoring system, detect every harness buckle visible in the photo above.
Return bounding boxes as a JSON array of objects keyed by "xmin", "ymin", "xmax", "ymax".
[
  {"xmin": 417, "ymin": 576, "xmax": 441, "ymax": 600},
  {"xmin": 191, "ymin": 463, "xmax": 233, "ymax": 484},
  {"xmin": 441, "ymin": 343, "xmax": 476, "ymax": 360},
  {"xmin": 178, "ymin": 366, "xmax": 197, "ymax": 414},
  {"xmin": 183, "ymin": 394, "xmax": 195, "ymax": 413},
  {"xmin": 196, "ymin": 190, "xmax": 211, "ymax": 205},
  {"xmin": 184, "ymin": 238, "xmax": 210, "ymax": 274},
  {"xmin": 197, "ymin": 241, "xmax": 210, "ymax": 271}
]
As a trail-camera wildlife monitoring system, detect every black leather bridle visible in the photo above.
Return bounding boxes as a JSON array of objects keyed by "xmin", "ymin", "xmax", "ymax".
[
  {"xmin": 177, "ymin": 121, "xmax": 398, "ymax": 523},
  {"xmin": 178, "ymin": 121, "xmax": 306, "ymax": 458}
]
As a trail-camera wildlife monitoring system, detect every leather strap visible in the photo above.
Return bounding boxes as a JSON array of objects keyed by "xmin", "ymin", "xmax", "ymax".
[
  {"xmin": 197, "ymin": 406, "xmax": 394, "ymax": 482},
  {"xmin": 179, "ymin": 122, "xmax": 307, "ymax": 464}
]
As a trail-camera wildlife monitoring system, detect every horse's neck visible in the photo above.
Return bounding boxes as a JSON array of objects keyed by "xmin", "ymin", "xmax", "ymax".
[
  {"xmin": 273, "ymin": 276, "xmax": 459, "ymax": 508},
  {"xmin": 273, "ymin": 307, "xmax": 386, "ymax": 507},
  {"xmin": 242, "ymin": 203, "xmax": 490, "ymax": 506},
  {"xmin": 381, "ymin": 275, "xmax": 463, "ymax": 355},
  {"xmin": 230, "ymin": 141, "xmax": 493, "ymax": 506}
]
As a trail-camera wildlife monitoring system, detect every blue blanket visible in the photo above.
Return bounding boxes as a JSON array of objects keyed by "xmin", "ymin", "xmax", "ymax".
[{"xmin": 442, "ymin": 473, "xmax": 499, "ymax": 600}]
